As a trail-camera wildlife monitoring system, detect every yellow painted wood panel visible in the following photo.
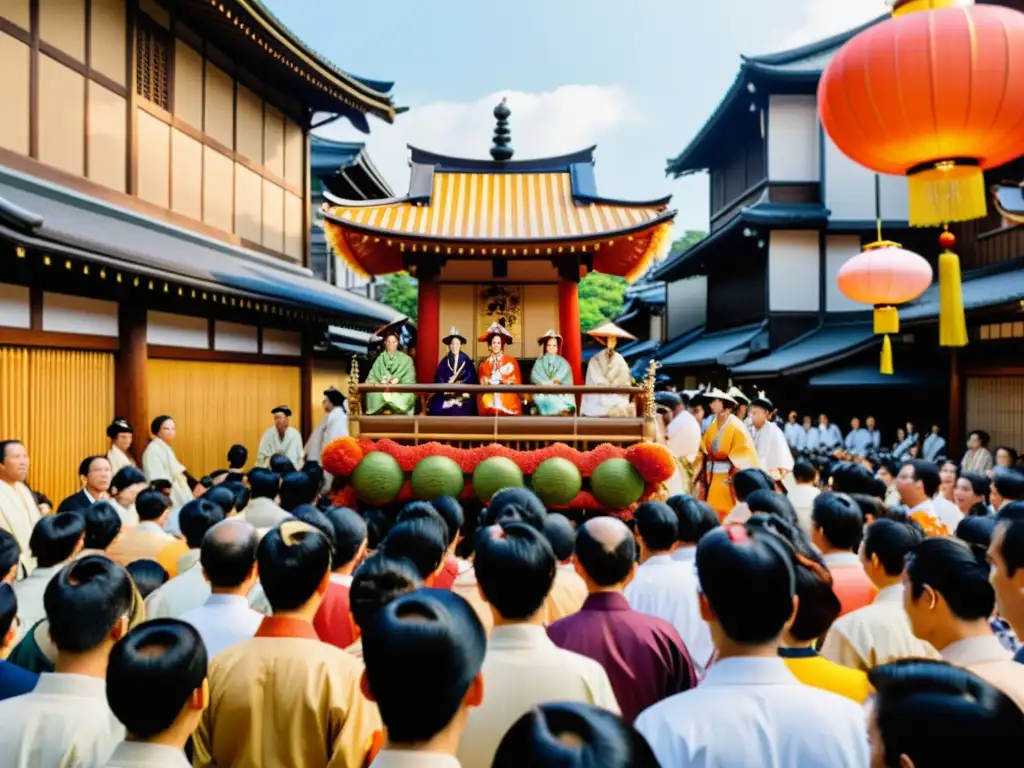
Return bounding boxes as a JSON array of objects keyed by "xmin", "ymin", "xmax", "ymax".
[
  {"xmin": 39, "ymin": 55, "xmax": 85, "ymax": 176},
  {"xmin": 0, "ymin": 347, "xmax": 114, "ymax": 503},
  {"xmin": 202, "ymin": 146, "xmax": 233, "ymax": 233},
  {"xmin": 235, "ymin": 84, "xmax": 262, "ymax": 163},
  {"xmin": 170, "ymin": 128, "xmax": 202, "ymax": 220},
  {"xmin": 284, "ymin": 191, "xmax": 303, "ymax": 262},
  {"xmin": 87, "ymin": 82, "xmax": 126, "ymax": 193},
  {"xmin": 263, "ymin": 103, "xmax": 284, "ymax": 177},
  {"xmin": 0, "ymin": 0, "xmax": 30, "ymax": 29},
  {"xmin": 0, "ymin": 33, "xmax": 30, "ymax": 154},
  {"xmin": 234, "ymin": 163, "xmax": 262, "ymax": 243},
  {"xmin": 147, "ymin": 359, "xmax": 301, "ymax": 479},
  {"xmin": 439, "ymin": 284, "xmax": 476, "ymax": 357},
  {"xmin": 261, "ymin": 179, "xmax": 284, "ymax": 252},
  {"xmin": 310, "ymin": 360, "xmax": 348, "ymax": 427},
  {"xmin": 89, "ymin": 0, "xmax": 126, "ymax": 86},
  {"xmin": 966, "ymin": 377, "xmax": 1024, "ymax": 455},
  {"xmin": 136, "ymin": 108, "xmax": 170, "ymax": 208},
  {"xmin": 39, "ymin": 0, "xmax": 86, "ymax": 63},
  {"xmin": 283, "ymin": 117, "xmax": 303, "ymax": 188},
  {"xmin": 203, "ymin": 62, "xmax": 234, "ymax": 150},
  {"xmin": 173, "ymin": 38, "xmax": 203, "ymax": 129},
  {"xmin": 523, "ymin": 284, "xmax": 560, "ymax": 357}
]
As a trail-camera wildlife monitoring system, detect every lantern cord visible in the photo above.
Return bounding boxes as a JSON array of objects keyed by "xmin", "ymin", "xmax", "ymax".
[{"xmin": 874, "ymin": 174, "xmax": 883, "ymax": 242}]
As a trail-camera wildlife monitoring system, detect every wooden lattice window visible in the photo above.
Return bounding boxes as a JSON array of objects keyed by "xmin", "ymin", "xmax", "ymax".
[{"xmin": 136, "ymin": 20, "xmax": 170, "ymax": 110}]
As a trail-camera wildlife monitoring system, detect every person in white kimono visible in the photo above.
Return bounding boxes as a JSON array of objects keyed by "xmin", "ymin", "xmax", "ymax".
[
  {"xmin": 141, "ymin": 416, "xmax": 192, "ymax": 513},
  {"xmin": 580, "ymin": 322, "xmax": 636, "ymax": 418},
  {"xmin": 256, "ymin": 406, "xmax": 303, "ymax": 469},
  {"xmin": 0, "ymin": 440, "xmax": 41, "ymax": 576},
  {"xmin": 748, "ymin": 393, "xmax": 794, "ymax": 484},
  {"xmin": 305, "ymin": 388, "xmax": 350, "ymax": 494},
  {"xmin": 105, "ymin": 418, "xmax": 136, "ymax": 476}
]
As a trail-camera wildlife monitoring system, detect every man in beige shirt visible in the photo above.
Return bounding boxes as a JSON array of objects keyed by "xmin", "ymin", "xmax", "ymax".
[
  {"xmin": 822, "ymin": 519, "xmax": 939, "ymax": 671},
  {"xmin": 106, "ymin": 488, "xmax": 189, "ymax": 578},
  {"xmin": 540, "ymin": 513, "xmax": 587, "ymax": 625},
  {"xmin": 458, "ymin": 523, "xmax": 619, "ymax": 768},
  {"xmin": 0, "ymin": 440, "xmax": 42, "ymax": 575}
]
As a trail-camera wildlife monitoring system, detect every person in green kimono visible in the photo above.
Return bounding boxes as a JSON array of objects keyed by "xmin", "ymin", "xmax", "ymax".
[
  {"xmin": 365, "ymin": 319, "xmax": 417, "ymax": 415},
  {"xmin": 530, "ymin": 329, "xmax": 576, "ymax": 415}
]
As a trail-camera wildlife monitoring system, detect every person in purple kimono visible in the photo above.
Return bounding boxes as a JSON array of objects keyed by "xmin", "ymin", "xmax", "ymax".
[{"xmin": 428, "ymin": 327, "xmax": 478, "ymax": 416}]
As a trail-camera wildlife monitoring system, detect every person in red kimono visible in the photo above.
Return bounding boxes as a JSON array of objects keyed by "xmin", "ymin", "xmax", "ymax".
[{"xmin": 477, "ymin": 322, "xmax": 523, "ymax": 416}]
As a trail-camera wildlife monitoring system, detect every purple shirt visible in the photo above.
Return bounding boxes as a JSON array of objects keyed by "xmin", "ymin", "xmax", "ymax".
[{"xmin": 547, "ymin": 592, "xmax": 697, "ymax": 722}]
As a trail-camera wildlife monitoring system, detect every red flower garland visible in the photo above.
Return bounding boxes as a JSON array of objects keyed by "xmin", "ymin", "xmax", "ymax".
[{"xmin": 322, "ymin": 437, "xmax": 364, "ymax": 477}]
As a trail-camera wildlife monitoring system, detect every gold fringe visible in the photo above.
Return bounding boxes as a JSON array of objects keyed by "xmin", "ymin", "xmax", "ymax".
[
  {"xmin": 908, "ymin": 165, "xmax": 987, "ymax": 228},
  {"xmin": 880, "ymin": 334, "xmax": 894, "ymax": 376},
  {"xmin": 893, "ymin": 0, "xmax": 970, "ymax": 16},
  {"xmin": 626, "ymin": 222, "xmax": 673, "ymax": 284},
  {"xmin": 938, "ymin": 249, "xmax": 968, "ymax": 347},
  {"xmin": 873, "ymin": 306, "xmax": 899, "ymax": 335},
  {"xmin": 322, "ymin": 216, "xmax": 372, "ymax": 281}
]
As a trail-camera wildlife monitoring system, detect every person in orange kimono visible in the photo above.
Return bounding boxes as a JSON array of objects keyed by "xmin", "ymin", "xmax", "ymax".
[
  {"xmin": 477, "ymin": 322, "xmax": 523, "ymax": 416},
  {"xmin": 696, "ymin": 387, "xmax": 761, "ymax": 521}
]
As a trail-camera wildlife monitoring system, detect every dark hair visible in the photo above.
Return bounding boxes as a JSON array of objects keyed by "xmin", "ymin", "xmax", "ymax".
[
  {"xmin": 150, "ymin": 415, "xmax": 172, "ymax": 435},
  {"xmin": 429, "ymin": 497, "xmax": 465, "ymax": 547},
  {"xmin": 992, "ymin": 467, "xmax": 1024, "ymax": 503},
  {"xmin": 323, "ymin": 507, "xmax": 368, "ymax": 567},
  {"xmin": 745, "ymin": 490, "xmax": 798, "ymax": 527},
  {"xmin": 363, "ymin": 507, "xmax": 394, "ymax": 550},
  {"xmin": 269, "ymin": 455, "xmax": 297, "ymax": 477},
  {"xmin": 362, "ymin": 589, "xmax": 486, "ymax": 743},
  {"xmin": 958, "ymin": 471, "xmax": 990, "ymax": 499},
  {"xmin": 80, "ymin": 501, "xmax": 122, "ymax": 550},
  {"xmin": 258, "ymin": 522, "xmax": 332, "ymax": 611},
  {"xmin": 45, "ymin": 555, "xmax": 134, "ymax": 652},
  {"xmin": 956, "ymin": 516, "xmax": 996, "ymax": 552},
  {"xmin": 484, "ymin": 487, "xmax": 547, "ymax": 531},
  {"xmin": 666, "ymin": 495, "xmax": 719, "ymax": 545},
  {"xmin": 380, "ymin": 519, "xmax": 447, "ymax": 580},
  {"xmin": 279, "ymin": 471, "xmax": 317, "ymax": 512},
  {"xmin": 227, "ymin": 444, "xmax": 248, "ymax": 469},
  {"xmin": 493, "ymin": 702, "xmax": 660, "ymax": 768},
  {"xmin": 126, "ymin": 560, "xmax": 169, "ymax": 599},
  {"xmin": 30, "ymin": 512, "xmax": 86, "ymax": 567},
  {"xmin": 793, "ymin": 459, "xmax": 818, "ymax": 484},
  {"xmin": 222, "ymin": 480, "xmax": 250, "ymax": 513},
  {"xmin": 575, "ymin": 519, "xmax": 636, "ymax": 587},
  {"xmin": 831, "ymin": 462, "xmax": 879, "ymax": 497},
  {"xmin": 135, "ymin": 488, "xmax": 170, "ymax": 522},
  {"xmin": 849, "ymin": 493, "xmax": 888, "ymax": 525},
  {"xmin": 0, "ymin": 583, "xmax": 17, "ymax": 638},
  {"xmin": 0, "ymin": 440, "xmax": 22, "ymax": 463},
  {"xmin": 907, "ymin": 460, "xmax": 941, "ymax": 498},
  {"xmin": 697, "ymin": 527, "xmax": 795, "ymax": 644},
  {"xmin": 202, "ymin": 486, "xmax": 236, "ymax": 518},
  {"xmin": 177, "ymin": 499, "xmax": 226, "ymax": 550},
  {"xmin": 634, "ymin": 502, "xmax": 679, "ymax": 553},
  {"xmin": 995, "ymin": 446, "xmax": 1019, "ymax": 466},
  {"xmin": 906, "ymin": 537, "xmax": 994, "ymax": 621},
  {"xmin": 869, "ymin": 660, "xmax": 1024, "ymax": 766},
  {"xmin": 863, "ymin": 519, "xmax": 924, "ymax": 576},
  {"xmin": 349, "ymin": 553, "xmax": 422, "ymax": 631},
  {"xmin": 77, "ymin": 455, "xmax": 108, "ymax": 477},
  {"xmin": 106, "ymin": 619, "xmax": 207, "ymax": 738},
  {"xmin": 542, "ymin": 513, "xmax": 576, "ymax": 561},
  {"xmin": 247, "ymin": 468, "xmax": 280, "ymax": 500},
  {"xmin": 110, "ymin": 466, "xmax": 147, "ymax": 495},
  {"xmin": 475, "ymin": 523, "xmax": 556, "ymax": 620},
  {"xmin": 0, "ymin": 530, "xmax": 20, "ymax": 577},
  {"xmin": 397, "ymin": 502, "xmax": 450, "ymax": 547},
  {"xmin": 288, "ymin": 506, "xmax": 337, "ymax": 557},
  {"xmin": 732, "ymin": 468, "xmax": 774, "ymax": 502},
  {"xmin": 200, "ymin": 520, "xmax": 259, "ymax": 588},
  {"xmin": 811, "ymin": 492, "xmax": 864, "ymax": 552}
]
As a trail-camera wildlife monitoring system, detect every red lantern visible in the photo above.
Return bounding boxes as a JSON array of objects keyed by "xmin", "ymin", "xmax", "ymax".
[{"xmin": 838, "ymin": 241, "xmax": 933, "ymax": 374}]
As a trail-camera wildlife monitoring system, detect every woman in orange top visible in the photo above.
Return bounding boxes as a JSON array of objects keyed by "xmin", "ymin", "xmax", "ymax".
[
  {"xmin": 696, "ymin": 388, "xmax": 761, "ymax": 521},
  {"xmin": 477, "ymin": 323, "xmax": 523, "ymax": 416}
]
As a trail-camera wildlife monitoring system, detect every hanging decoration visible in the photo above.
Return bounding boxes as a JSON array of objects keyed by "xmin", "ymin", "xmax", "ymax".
[{"xmin": 818, "ymin": 0, "xmax": 1024, "ymax": 348}]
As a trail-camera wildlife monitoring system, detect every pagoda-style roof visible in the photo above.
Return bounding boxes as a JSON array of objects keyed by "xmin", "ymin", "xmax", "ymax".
[{"xmin": 321, "ymin": 101, "xmax": 676, "ymax": 283}]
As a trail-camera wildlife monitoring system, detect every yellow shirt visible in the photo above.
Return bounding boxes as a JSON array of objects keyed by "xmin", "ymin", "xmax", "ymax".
[
  {"xmin": 106, "ymin": 521, "xmax": 189, "ymax": 578},
  {"xmin": 541, "ymin": 564, "xmax": 588, "ymax": 626},
  {"xmin": 193, "ymin": 616, "xmax": 381, "ymax": 768},
  {"xmin": 779, "ymin": 648, "xmax": 872, "ymax": 703}
]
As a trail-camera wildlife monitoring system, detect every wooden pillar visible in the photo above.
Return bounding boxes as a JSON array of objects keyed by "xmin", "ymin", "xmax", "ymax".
[
  {"xmin": 558, "ymin": 276, "xmax": 583, "ymax": 384},
  {"xmin": 300, "ymin": 331, "xmax": 314, "ymax": 441},
  {"xmin": 115, "ymin": 304, "xmax": 148, "ymax": 462},
  {"xmin": 949, "ymin": 349, "xmax": 963, "ymax": 455},
  {"xmin": 417, "ymin": 280, "xmax": 440, "ymax": 385}
]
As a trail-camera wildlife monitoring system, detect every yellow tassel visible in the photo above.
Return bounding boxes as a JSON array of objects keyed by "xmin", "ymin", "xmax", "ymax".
[
  {"xmin": 880, "ymin": 334, "xmax": 893, "ymax": 376},
  {"xmin": 938, "ymin": 249, "xmax": 968, "ymax": 347},
  {"xmin": 873, "ymin": 306, "xmax": 899, "ymax": 336},
  {"xmin": 893, "ymin": 0, "xmax": 967, "ymax": 15},
  {"xmin": 907, "ymin": 164, "xmax": 986, "ymax": 227}
]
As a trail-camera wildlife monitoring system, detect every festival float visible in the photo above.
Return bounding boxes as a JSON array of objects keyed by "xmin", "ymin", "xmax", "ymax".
[{"xmin": 317, "ymin": 99, "xmax": 679, "ymax": 517}]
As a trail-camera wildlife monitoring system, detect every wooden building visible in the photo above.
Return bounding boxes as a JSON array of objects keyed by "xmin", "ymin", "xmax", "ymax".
[{"xmin": 0, "ymin": 0, "xmax": 401, "ymax": 501}]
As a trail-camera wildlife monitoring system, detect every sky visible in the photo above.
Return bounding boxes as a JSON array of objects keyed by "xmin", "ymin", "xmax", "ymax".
[{"xmin": 265, "ymin": 0, "xmax": 890, "ymax": 234}]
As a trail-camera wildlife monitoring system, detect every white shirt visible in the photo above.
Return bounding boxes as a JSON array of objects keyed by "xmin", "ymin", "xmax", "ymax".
[
  {"xmin": 104, "ymin": 741, "xmax": 191, "ymax": 767},
  {"xmin": 12, "ymin": 564, "xmax": 62, "ymax": 633},
  {"xmin": 941, "ymin": 634, "xmax": 1011, "ymax": 667},
  {"xmin": 634, "ymin": 657, "xmax": 869, "ymax": 768},
  {"xmin": 751, "ymin": 421, "xmax": 794, "ymax": 476},
  {"xmin": 144, "ymin": 550, "xmax": 208, "ymax": 619},
  {"xmin": 625, "ymin": 554, "xmax": 713, "ymax": 674},
  {"xmin": 667, "ymin": 410, "xmax": 701, "ymax": 460},
  {"xmin": 932, "ymin": 495, "xmax": 964, "ymax": 533},
  {"xmin": 179, "ymin": 594, "xmax": 262, "ymax": 657},
  {"xmin": 370, "ymin": 752, "xmax": 460, "ymax": 768},
  {"xmin": 0, "ymin": 672, "xmax": 125, "ymax": 768},
  {"xmin": 787, "ymin": 484, "xmax": 820, "ymax": 537}
]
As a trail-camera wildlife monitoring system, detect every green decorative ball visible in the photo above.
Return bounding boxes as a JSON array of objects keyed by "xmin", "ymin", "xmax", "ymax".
[
  {"xmin": 473, "ymin": 456, "xmax": 524, "ymax": 502},
  {"xmin": 590, "ymin": 457, "xmax": 645, "ymax": 509},
  {"xmin": 531, "ymin": 457, "xmax": 582, "ymax": 506},
  {"xmin": 410, "ymin": 455, "xmax": 465, "ymax": 500},
  {"xmin": 351, "ymin": 451, "xmax": 404, "ymax": 505}
]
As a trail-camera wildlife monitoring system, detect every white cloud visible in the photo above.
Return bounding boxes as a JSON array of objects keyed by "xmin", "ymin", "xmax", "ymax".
[
  {"xmin": 315, "ymin": 85, "xmax": 642, "ymax": 197},
  {"xmin": 772, "ymin": 0, "xmax": 890, "ymax": 51}
]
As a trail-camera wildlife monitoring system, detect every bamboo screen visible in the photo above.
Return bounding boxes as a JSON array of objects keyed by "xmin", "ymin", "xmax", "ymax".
[
  {"xmin": 147, "ymin": 359, "xmax": 301, "ymax": 478},
  {"xmin": 965, "ymin": 376, "xmax": 1024, "ymax": 453},
  {"xmin": 0, "ymin": 347, "xmax": 115, "ymax": 503}
]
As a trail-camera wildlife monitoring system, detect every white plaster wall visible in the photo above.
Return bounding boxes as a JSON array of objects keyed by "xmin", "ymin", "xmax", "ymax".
[
  {"xmin": 262, "ymin": 328, "xmax": 302, "ymax": 356},
  {"xmin": 666, "ymin": 276, "xmax": 708, "ymax": 339},
  {"xmin": 214, "ymin": 321, "xmax": 259, "ymax": 353},
  {"xmin": 147, "ymin": 311, "xmax": 209, "ymax": 348},
  {"xmin": 0, "ymin": 283, "xmax": 30, "ymax": 328},
  {"xmin": 824, "ymin": 133, "xmax": 909, "ymax": 222},
  {"xmin": 768, "ymin": 95, "xmax": 820, "ymax": 182},
  {"xmin": 825, "ymin": 235, "xmax": 863, "ymax": 313},
  {"xmin": 42, "ymin": 293, "xmax": 118, "ymax": 336},
  {"xmin": 768, "ymin": 230, "xmax": 819, "ymax": 312}
]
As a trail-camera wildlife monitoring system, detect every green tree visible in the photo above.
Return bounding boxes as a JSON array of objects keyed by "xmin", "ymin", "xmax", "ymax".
[
  {"xmin": 578, "ymin": 272, "xmax": 628, "ymax": 332},
  {"xmin": 668, "ymin": 229, "xmax": 707, "ymax": 257},
  {"xmin": 377, "ymin": 272, "xmax": 419, "ymax": 320}
]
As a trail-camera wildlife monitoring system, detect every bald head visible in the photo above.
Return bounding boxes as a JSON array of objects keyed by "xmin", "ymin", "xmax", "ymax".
[
  {"xmin": 575, "ymin": 516, "xmax": 636, "ymax": 587},
  {"xmin": 200, "ymin": 519, "xmax": 258, "ymax": 588}
]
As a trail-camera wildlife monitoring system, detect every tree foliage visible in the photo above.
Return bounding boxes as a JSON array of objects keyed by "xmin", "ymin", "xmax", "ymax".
[
  {"xmin": 579, "ymin": 272, "xmax": 628, "ymax": 332},
  {"xmin": 668, "ymin": 229, "xmax": 707, "ymax": 257},
  {"xmin": 377, "ymin": 272, "xmax": 419, "ymax": 321}
]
